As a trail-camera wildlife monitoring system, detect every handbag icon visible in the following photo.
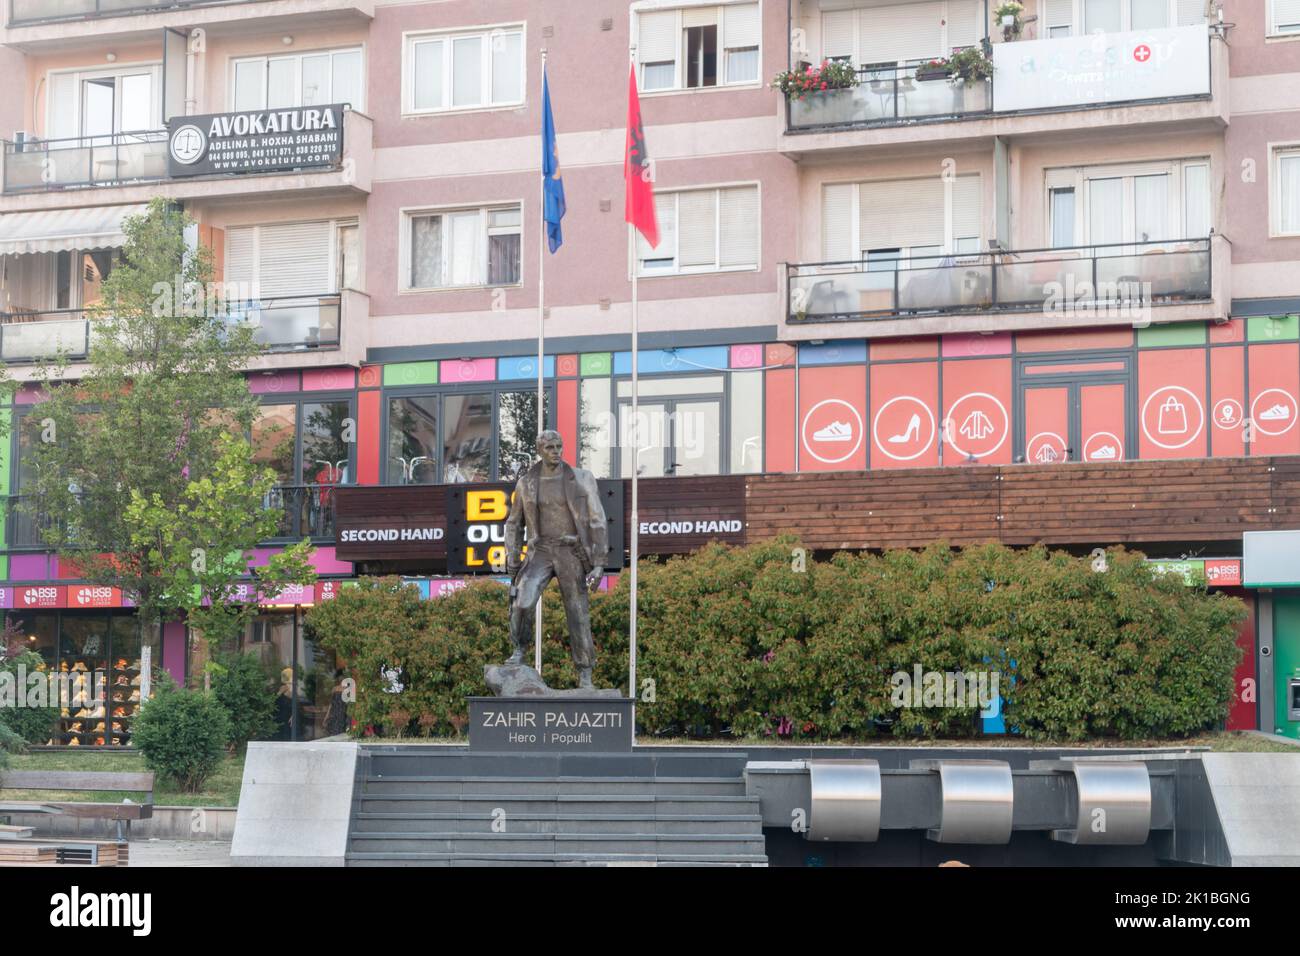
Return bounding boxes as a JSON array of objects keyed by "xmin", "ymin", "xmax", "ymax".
[{"xmin": 1157, "ymin": 396, "xmax": 1187, "ymax": 435}]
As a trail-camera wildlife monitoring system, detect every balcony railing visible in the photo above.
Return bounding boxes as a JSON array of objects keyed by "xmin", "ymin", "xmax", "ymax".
[
  {"xmin": 787, "ymin": 238, "xmax": 1213, "ymax": 324},
  {"xmin": 8, "ymin": 0, "xmax": 269, "ymax": 26},
  {"xmin": 786, "ymin": 64, "xmax": 991, "ymax": 132},
  {"xmin": 3, "ymin": 131, "xmax": 168, "ymax": 193},
  {"xmin": 8, "ymin": 483, "xmax": 338, "ymax": 550},
  {"xmin": 0, "ymin": 294, "xmax": 342, "ymax": 364}
]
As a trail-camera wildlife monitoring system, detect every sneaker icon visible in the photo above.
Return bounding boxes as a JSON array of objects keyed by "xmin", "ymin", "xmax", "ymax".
[
  {"xmin": 812, "ymin": 421, "xmax": 853, "ymax": 443},
  {"xmin": 1089, "ymin": 445, "xmax": 1117, "ymax": 460},
  {"xmin": 1259, "ymin": 403, "xmax": 1291, "ymax": 422}
]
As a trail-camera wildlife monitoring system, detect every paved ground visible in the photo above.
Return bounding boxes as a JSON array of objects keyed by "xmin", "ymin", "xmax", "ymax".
[{"xmin": 129, "ymin": 840, "xmax": 233, "ymax": 867}]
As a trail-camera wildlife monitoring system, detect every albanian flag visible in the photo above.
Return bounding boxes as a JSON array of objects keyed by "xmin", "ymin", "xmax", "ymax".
[{"xmin": 624, "ymin": 62, "xmax": 659, "ymax": 249}]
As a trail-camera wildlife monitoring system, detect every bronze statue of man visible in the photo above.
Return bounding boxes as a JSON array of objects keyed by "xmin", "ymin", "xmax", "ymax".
[{"xmin": 503, "ymin": 430, "xmax": 608, "ymax": 690}]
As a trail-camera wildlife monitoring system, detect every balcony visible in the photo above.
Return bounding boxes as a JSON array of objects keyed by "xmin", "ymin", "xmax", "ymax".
[
  {"xmin": 3, "ymin": 131, "xmax": 167, "ymax": 194},
  {"xmin": 0, "ymin": 109, "xmax": 372, "ymax": 211},
  {"xmin": 780, "ymin": 24, "xmax": 1224, "ymax": 158},
  {"xmin": 786, "ymin": 64, "xmax": 990, "ymax": 133},
  {"xmin": 4, "ymin": 0, "xmax": 373, "ymax": 50},
  {"xmin": 0, "ymin": 294, "xmax": 344, "ymax": 366},
  {"xmin": 786, "ymin": 238, "xmax": 1214, "ymax": 332}
]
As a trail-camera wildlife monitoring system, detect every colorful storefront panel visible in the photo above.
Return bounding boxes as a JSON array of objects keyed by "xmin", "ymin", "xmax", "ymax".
[
  {"xmin": 870, "ymin": 362, "xmax": 939, "ymax": 469},
  {"xmin": 799, "ymin": 366, "xmax": 867, "ymax": 472},
  {"xmin": 941, "ymin": 359, "xmax": 1012, "ymax": 465},
  {"xmin": 1247, "ymin": 343, "xmax": 1300, "ymax": 457},
  {"xmin": 1138, "ymin": 348, "xmax": 1207, "ymax": 460}
]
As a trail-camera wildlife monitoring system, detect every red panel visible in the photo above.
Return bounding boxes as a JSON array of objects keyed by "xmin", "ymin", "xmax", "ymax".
[
  {"xmin": 764, "ymin": 368, "xmax": 796, "ymax": 473},
  {"xmin": 1209, "ymin": 318, "xmax": 1245, "ymax": 344},
  {"xmin": 798, "ymin": 366, "xmax": 867, "ymax": 472},
  {"xmin": 870, "ymin": 337, "xmax": 938, "ymax": 361},
  {"xmin": 1225, "ymin": 589, "xmax": 1257, "ymax": 731},
  {"xmin": 1247, "ymin": 343, "xmax": 1300, "ymax": 456},
  {"xmin": 1138, "ymin": 348, "xmax": 1207, "ymax": 460},
  {"xmin": 870, "ymin": 362, "xmax": 939, "ymax": 469},
  {"xmin": 1079, "ymin": 383, "xmax": 1127, "ymax": 462},
  {"xmin": 941, "ymin": 358, "xmax": 1012, "ymax": 465},
  {"xmin": 556, "ymin": 354, "xmax": 579, "ymax": 378},
  {"xmin": 1210, "ymin": 346, "xmax": 1246, "ymax": 458},
  {"xmin": 358, "ymin": 366, "xmax": 381, "ymax": 388},
  {"xmin": 357, "ymin": 390, "xmax": 381, "ymax": 485},
  {"xmin": 1023, "ymin": 386, "xmax": 1070, "ymax": 464},
  {"xmin": 1016, "ymin": 328, "xmax": 1134, "ymax": 353},
  {"xmin": 557, "ymin": 379, "xmax": 578, "ymax": 465},
  {"xmin": 764, "ymin": 344, "xmax": 796, "ymax": 367}
]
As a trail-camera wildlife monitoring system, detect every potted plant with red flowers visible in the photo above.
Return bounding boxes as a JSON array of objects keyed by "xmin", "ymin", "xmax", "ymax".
[
  {"xmin": 916, "ymin": 58, "xmax": 951, "ymax": 82},
  {"xmin": 772, "ymin": 59, "xmax": 860, "ymax": 125}
]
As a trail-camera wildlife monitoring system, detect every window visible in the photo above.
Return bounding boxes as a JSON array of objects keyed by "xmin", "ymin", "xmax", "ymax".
[
  {"xmin": 820, "ymin": 174, "xmax": 982, "ymax": 262},
  {"xmin": 1050, "ymin": 0, "xmax": 1205, "ymax": 37},
  {"xmin": 404, "ymin": 26, "xmax": 524, "ymax": 113},
  {"xmin": 1046, "ymin": 160, "xmax": 1210, "ymax": 246},
  {"xmin": 1274, "ymin": 0, "xmax": 1300, "ymax": 35},
  {"xmin": 232, "ymin": 48, "xmax": 364, "ymax": 112},
  {"xmin": 819, "ymin": 1, "xmax": 981, "ymax": 66},
  {"xmin": 46, "ymin": 65, "xmax": 161, "ymax": 142},
  {"xmin": 384, "ymin": 389, "xmax": 552, "ymax": 484},
  {"xmin": 615, "ymin": 375, "xmax": 724, "ymax": 477},
  {"xmin": 635, "ymin": 3, "xmax": 760, "ymax": 92},
  {"xmin": 406, "ymin": 205, "xmax": 522, "ymax": 289},
  {"xmin": 1276, "ymin": 148, "xmax": 1300, "ymax": 235},
  {"xmin": 637, "ymin": 185, "xmax": 759, "ymax": 276},
  {"xmin": 226, "ymin": 220, "xmax": 351, "ymax": 298}
]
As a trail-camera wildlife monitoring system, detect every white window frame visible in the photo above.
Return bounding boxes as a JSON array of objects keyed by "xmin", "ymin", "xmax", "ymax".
[
  {"xmin": 1049, "ymin": 0, "xmax": 1207, "ymax": 38},
  {"xmin": 635, "ymin": 182, "xmax": 761, "ymax": 277},
  {"xmin": 1270, "ymin": 0, "xmax": 1300, "ymax": 37},
  {"xmin": 1270, "ymin": 144, "xmax": 1300, "ymax": 238},
  {"xmin": 401, "ymin": 23, "xmax": 526, "ymax": 116},
  {"xmin": 400, "ymin": 201, "xmax": 525, "ymax": 292},
  {"xmin": 225, "ymin": 218, "xmax": 353, "ymax": 298},
  {"xmin": 229, "ymin": 46, "xmax": 366, "ymax": 112},
  {"xmin": 631, "ymin": 1, "xmax": 763, "ymax": 95},
  {"xmin": 45, "ymin": 62, "xmax": 163, "ymax": 140},
  {"xmin": 1044, "ymin": 158, "xmax": 1211, "ymax": 246}
]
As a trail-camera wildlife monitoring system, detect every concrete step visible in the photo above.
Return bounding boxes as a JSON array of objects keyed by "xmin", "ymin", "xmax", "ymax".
[
  {"xmin": 360, "ymin": 776, "xmax": 748, "ymax": 797},
  {"xmin": 355, "ymin": 793, "xmax": 759, "ymax": 816},
  {"xmin": 351, "ymin": 812, "xmax": 764, "ymax": 835},
  {"xmin": 347, "ymin": 832, "xmax": 767, "ymax": 856},
  {"xmin": 362, "ymin": 751, "xmax": 753, "ymax": 781},
  {"xmin": 345, "ymin": 850, "xmax": 769, "ymax": 867}
]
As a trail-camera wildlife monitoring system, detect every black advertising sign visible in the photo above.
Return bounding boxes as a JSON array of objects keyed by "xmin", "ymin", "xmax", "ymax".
[
  {"xmin": 445, "ymin": 481, "xmax": 624, "ymax": 575},
  {"xmin": 167, "ymin": 104, "xmax": 345, "ymax": 178}
]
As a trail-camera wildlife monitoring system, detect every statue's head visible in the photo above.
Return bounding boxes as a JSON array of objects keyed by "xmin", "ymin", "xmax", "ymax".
[{"xmin": 536, "ymin": 430, "xmax": 564, "ymax": 467}]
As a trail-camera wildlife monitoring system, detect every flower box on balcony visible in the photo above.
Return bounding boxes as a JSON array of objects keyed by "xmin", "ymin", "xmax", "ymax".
[{"xmin": 915, "ymin": 65, "xmax": 950, "ymax": 82}]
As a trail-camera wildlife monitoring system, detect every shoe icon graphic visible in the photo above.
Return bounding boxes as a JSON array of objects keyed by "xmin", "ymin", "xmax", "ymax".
[
  {"xmin": 1259, "ymin": 403, "xmax": 1291, "ymax": 422},
  {"xmin": 1089, "ymin": 445, "xmax": 1117, "ymax": 460},
  {"xmin": 812, "ymin": 420, "xmax": 853, "ymax": 443},
  {"xmin": 888, "ymin": 413, "xmax": 922, "ymax": 444}
]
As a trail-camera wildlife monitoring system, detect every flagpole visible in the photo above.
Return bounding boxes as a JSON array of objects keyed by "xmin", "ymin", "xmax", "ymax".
[
  {"xmin": 627, "ymin": 48, "xmax": 639, "ymax": 728},
  {"xmin": 535, "ymin": 48, "xmax": 547, "ymax": 675}
]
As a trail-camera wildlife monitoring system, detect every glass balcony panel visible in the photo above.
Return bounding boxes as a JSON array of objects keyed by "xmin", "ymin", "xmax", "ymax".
[
  {"xmin": 225, "ymin": 296, "xmax": 342, "ymax": 351},
  {"xmin": 787, "ymin": 64, "xmax": 991, "ymax": 131},
  {"xmin": 4, "ymin": 134, "xmax": 168, "ymax": 193},
  {"xmin": 10, "ymin": 0, "xmax": 276, "ymax": 25},
  {"xmin": 0, "ymin": 315, "xmax": 89, "ymax": 362}
]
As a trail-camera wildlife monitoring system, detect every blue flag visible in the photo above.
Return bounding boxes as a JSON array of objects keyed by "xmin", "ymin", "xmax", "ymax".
[{"xmin": 542, "ymin": 66, "xmax": 566, "ymax": 253}]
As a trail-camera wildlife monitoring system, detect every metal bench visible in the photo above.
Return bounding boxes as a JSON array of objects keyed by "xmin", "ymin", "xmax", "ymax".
[{"xmin": 0, "ymin": 770, "xmax": 155, "ymax": 842}]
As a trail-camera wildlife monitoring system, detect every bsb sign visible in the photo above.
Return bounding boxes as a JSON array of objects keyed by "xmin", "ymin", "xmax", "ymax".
[
  {"xmin": 167, "ymin": 105, "xmax": 345, "ymax": 178},
  {"xmin": 992, "ymin": 24, "xmax": 1210, "ymax": 113}
]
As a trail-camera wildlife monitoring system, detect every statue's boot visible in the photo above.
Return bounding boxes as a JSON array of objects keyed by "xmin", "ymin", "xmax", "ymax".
[
  {"xmin": 577, "ymin": 667, "xmax": 594, "ymax": 691},
  {"xmin": 505, "ymin": 649, "xmax": 526, "ymax": 666}
]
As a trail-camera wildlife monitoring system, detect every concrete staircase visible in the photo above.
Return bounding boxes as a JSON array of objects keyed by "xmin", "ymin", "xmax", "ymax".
[{"xmin": 345, "ymin": 749, "xmax": 768, "ymax": 867}]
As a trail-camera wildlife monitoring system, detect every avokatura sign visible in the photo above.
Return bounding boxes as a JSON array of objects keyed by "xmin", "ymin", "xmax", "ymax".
[
  {"xmin": 333, "ymin": 475, "xmax": 744, "ymax": 566},
  {"xmin": 167, "ymin": 105, "xmax": 345, "ymax": 178}
]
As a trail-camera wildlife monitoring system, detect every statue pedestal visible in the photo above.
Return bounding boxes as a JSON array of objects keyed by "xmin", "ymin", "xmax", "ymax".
[{"xmin": 468, "ymin": 695, "xmax": 634, "ymax": 753}]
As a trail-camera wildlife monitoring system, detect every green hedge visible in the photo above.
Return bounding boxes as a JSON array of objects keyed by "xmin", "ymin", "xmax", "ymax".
[{"xmin": 307, "ymin": 540, "xmax": 1246, "ymax": 741}]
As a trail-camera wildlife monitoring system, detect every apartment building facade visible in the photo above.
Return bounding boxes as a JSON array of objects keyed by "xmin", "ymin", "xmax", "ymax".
[{"xmin": 0, "ymin": 0, "xmax": 1294, "ymax": 742}]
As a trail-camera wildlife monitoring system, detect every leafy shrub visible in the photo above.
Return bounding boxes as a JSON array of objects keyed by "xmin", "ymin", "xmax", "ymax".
[
  {"xmin": 0, "ymin": 649, "xmax": 60, "ymax": 747},
  {"xmin": 306, "ymin": 542, "xmax": 1246, "ymax": 742},
  {"xmin": 208, "ymin": 651, "xmax": 279, "ymax": 750},
  {"xmin": 130, "ymin": 680, "xmax": 231, "ymax": 792}
]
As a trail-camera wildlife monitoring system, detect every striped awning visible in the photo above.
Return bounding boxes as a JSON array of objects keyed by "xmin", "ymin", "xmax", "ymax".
[{"xmin": 0, "ymin": 204, "xmax": 149, "ymax": 257}]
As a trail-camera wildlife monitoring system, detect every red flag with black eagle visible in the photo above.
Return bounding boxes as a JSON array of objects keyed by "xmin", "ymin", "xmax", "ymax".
[{"xmin": 624, "ymin": 63, "xmax": 659, "ymax": 249}]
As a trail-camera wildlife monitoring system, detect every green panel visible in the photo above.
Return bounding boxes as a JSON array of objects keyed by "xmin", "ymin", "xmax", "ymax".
[
  {"xmin": 1137, "ymin": 322, "xmax": 1206, "ymax": 348},
  {"xmin": 382, "ymin": 362, "xmax": 439, "ymax": 387},
  {"xmin": 1274, "ymin": 597, "xmax": 1300, "ymax": 738},
  {"xmin": 0, "ymin": 407, "xmax": 10, "ymax": 498},
  {"xmin": 1247, "ymin": 315, "xmax": 1300, "ymax": 342},
  {"xmin": 1148, "ymin": 559, "xmax": 1204, "ymax": 586},
  {"xmin": 0, "ymin": 556, "xmax": 8, "ymax": 581},
  {"xmin": 580, "ymin": 353, "xmax": 612, "ymax": 377}
]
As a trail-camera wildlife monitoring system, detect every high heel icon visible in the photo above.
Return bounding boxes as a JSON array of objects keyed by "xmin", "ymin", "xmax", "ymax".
[{"xmin": 888, "ymin": 413, "xmax": 921, "ymax": 444}]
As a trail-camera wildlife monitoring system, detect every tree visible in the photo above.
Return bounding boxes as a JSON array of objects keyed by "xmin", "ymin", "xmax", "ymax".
[{"xmin": 22, "ymin": 197, "xmax": 314, "ymax": 650}]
